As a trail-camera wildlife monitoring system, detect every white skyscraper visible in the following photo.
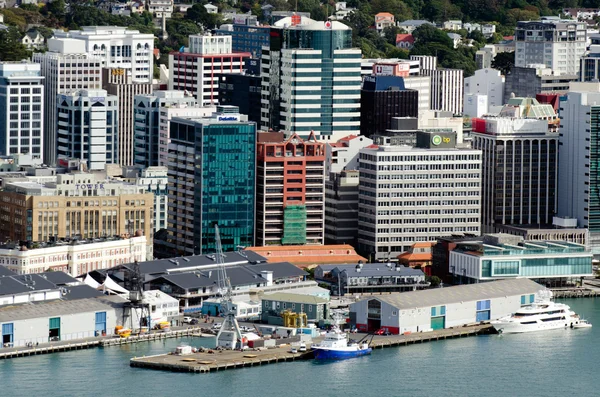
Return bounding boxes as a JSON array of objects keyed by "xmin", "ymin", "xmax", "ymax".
[
  {"xmin": 0, "ymin": 62, "xmax": 44, "ymax": 158},
  {"xmin": 32, "ymin": 38, "xmax": 103, "ymax": 165},
  {"xmin": 53, "ymin": 26, "xmax": 154, "ymax": 83},
  {"xmin": 430, "ymin": 68, "xmax": 464, "ymax": 115},
  {"xmin": 56, "ymin": 89, "xmax": 118, "ymax": 170},
  {"xmin": 514, "ymin": 18, "xmax": 586, "ymax": 75}
]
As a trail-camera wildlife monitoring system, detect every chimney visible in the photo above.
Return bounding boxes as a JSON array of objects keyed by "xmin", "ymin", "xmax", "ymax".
[{"xmin": 261, "ymin": 270, "xmax": 273, "ymax": 286}]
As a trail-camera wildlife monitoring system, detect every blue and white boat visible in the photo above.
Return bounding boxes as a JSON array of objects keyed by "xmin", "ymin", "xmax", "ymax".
[{"xmin": 311, "ymin": 331, "xmax": 372, "ymax": 360}]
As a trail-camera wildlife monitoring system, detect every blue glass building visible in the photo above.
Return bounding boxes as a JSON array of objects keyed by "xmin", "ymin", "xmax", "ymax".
[
  {"xmin": 166, "ymin": 106, "xmax": 256, "ymax": 255},
  {"xmin": 216, "ymin": 24, "xmax": 270, "ymax": 59}
]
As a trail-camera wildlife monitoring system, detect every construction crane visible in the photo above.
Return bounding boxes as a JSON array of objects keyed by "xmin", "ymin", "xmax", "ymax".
[{"xmin": 214, "ymin": 225, "xmax": 243, "ymax": 349}]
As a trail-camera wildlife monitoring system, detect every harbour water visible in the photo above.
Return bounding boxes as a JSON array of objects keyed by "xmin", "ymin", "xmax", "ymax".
[{"xmin": 1, "ymin": 298, "xmax": 598, "ymax": 397}]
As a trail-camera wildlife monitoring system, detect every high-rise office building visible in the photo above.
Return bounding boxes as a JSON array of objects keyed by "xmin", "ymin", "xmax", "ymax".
[
  {"xmin": 255, "ymin": 132, "xmax": 326, "ymax": 246},
  {"xmin": 357, "ymin": 131, "xmax": 482, "ymax": 260},
  {"xmin": 56, "ymin": 89, "xmax": 118, "ymax": 170},
  {"xmin": 169, "ymin": 34, "xmax": 251, "ymax": 106},
  {"xmin": 133, "ymin": 90, "xmax": 199, "ymax": 167},
  {"xmin": 32, "ymin": 38, "xmax": 103, "ymax": 165},
  {"xmin": 261, "ymin": 17, "xmax": 362, "ymax": 141},
  {"xmin": 136, "ymin": 166, "xmax": 169, "ymax": 232},
  {"xmin": 215, "ymin": 17, "xmax": 270, "ymax": 58},
  {"xmin": 430, "ymin": 68, "xmax": 464, "ymax": 115},
  {"xmin": 216, "ymin": 59, "xmax": 262, "ymax": 126},
  {"xmin": 53, "ymin": 26, "xmax": 154, "ymax": 83},
  {"xmin": 514, "ymin": 18, "xmax": 586, "ymax": 75},
  {"xmin": 580, "ymin": 33, "xmax": 600, "ymax": 82},
  {"xmin": 557, "ymin": 87, "xmax": 600, "ymax": 252},
  {"xmin": 0, "ymin": 62, "xmax": 44, "ymax": 158},
  {"xmin": 103, "ymin": 67, "xmax": 152, "ymax": 166},
  {"xmin": 166, "ymin": 106, "xmax": 256, "ymax": 255},
  {"xmin": 472, "ymin": 117, "xmax": 558, "ymax": 233},
  {"xmin": 360, "ymin": 75, "xmax": 418, "ymax": 138}
]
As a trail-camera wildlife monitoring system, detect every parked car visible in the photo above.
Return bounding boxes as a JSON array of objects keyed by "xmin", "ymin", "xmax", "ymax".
[
  {"xmin": 212, "ymin": 322, "xmax": 222, "ymax": 330},
  {"xmin": 189, "ymin": 318, "xmax": 199, "ymax": 325},
  {"xmin": 375, "ymin": 328, "xmax": 392, "ymax": 336},
  {"xmin": 182, "ymin": 316, "xmax": 193, "ymax": 324},
  {"xmin": 239, "ymin": 325, "xmax": 253, "ymax": 332}
]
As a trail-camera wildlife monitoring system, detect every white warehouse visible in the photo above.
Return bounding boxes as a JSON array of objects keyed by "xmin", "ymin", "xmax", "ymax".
[{"xmin": 349, "ymin": 278, "xmax": 542, "ymax": 334}]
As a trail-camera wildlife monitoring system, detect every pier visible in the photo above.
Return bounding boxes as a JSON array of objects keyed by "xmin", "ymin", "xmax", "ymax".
[
  {"xmin": 0, "ymin": 326, "xmax": 213, "ymax": 360},
  {"xmin": 129, "ymin": 324, "xmax": 495, "ymax": 373},
  {"xmin": 551, "ymin": 288, "xmax": 600, "ymax": 298}
]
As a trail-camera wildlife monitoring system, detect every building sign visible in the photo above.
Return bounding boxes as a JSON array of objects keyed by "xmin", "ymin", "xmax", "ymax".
[
  {"xmin": 374, "ymin": 64, "xmax": 394, "ymax": 76},
  {"xmin": 217, "ymin": 115, "xmax": 240, "ymax": 122},
  {"xmin": 90, "ymin": 97, "xmax": 105, "ymax": 103},
  {"xmin": 233, "ymin": 16, "xmax": 247, "ymax": 25},
  {"xmin": 75, "ymin": 184, "xmax": 106, "ymax": 190},
  {"xmin": 111, "ymin": 68, "xmax": 125, "ymax": 76},
  {"xmin": 325, "ymin": 20, "xmax": 332, "ymax": 30},
  {"xmin": 416, "ymin": 131, "xmax": 456, "ymax": 149},
  {"xmin": 373, "ymin": 62, "xmax": 410, "ymax": 77}
]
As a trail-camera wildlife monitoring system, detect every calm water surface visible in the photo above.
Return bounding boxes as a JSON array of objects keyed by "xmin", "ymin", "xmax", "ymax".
[{"xmin": 1, "ymin": 298, "xmax": 598, "ymax": 397}]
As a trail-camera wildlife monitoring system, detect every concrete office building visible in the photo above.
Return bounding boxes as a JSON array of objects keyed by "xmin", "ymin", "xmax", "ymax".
[
  {"xmin": 557, "ymin": 87, "xmax": 600, "ymax": 253},
  {"xmin": 0, "ymin": 62, "xmax": 44, "ymax": 159},
  {"xmin": 514, "ymin": 18, "xmax": 586, "ymax": 75},
  {"xmin": 136, "ymin": 166, "xmax": 168, "ymax": 232},
  {"xmin": 401, "ymin": 75, "xmax": 431, "ymax": 113},
  {"xmin": 216, "ymin": 59, "xmax": 262, "ymax": 126},
  {"xmin": 360, "ymin": 58, "xmax": 420, "ymax": 76},
  {"xmin": 410, "ymin": 55, "xmax": 437, "ymax": 73},
  {"xmin": 133, "ymin": 90, "xmax": 198, "ymax": 167},
  {"xmin": 464, "ymin": 68, "xmax": 504, "ymax": 111},
  {"xmin": 56, "ymin": 89, "xmax": 118, "ymax": 170},
  {"xmin": 169, "ymin": 34, "xmax": 251, "ymax": 106},
  {"xmin": 166, "ymin": 106, "xmax": 256, "ymax": 255},
  {"xmin": 103, "ymin": 68, "xmax": 152, "ymax": 166},
  {"xmin": 357, "ymin": 132, "xmax": 482, "ymax": 261},
  {"xmin": 580, "ymin": 33, "xmax": 600, "ymax": 82},
  {"xmin": 216, "ymin": 18, "xmax": 270, "ymax": 58},
  {"xmin": 430, "ymin": 68, "xmax": 464, "ymax": 115},
  {"xmin": 504, "ymin": 66, "xmax": 577, "ymax": 99},
  {"xmin": 0, "ymin": 171, "xmax": 154, "ymax": 256},
  {"xmin": 255, "ymin": 132, "xmax": 326, "ymax": 246},
  {"xmin": 472, "ymin": 117, "xmax": 558, "ymax": 233},
  {"xmin": 53, "ymin": 26, "xmax": 154, "ymax": 83},
  {"xmin": 33, "ymin": 38, "xmax": 103, "ymax": 165},
  {"xmin": 261, "ymin": 17, "xmax": 362, "ymax": 141}
]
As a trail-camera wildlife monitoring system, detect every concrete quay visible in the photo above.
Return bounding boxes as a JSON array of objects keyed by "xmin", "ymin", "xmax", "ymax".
[{"xmin": 130, "ymin": 324, "xmax": 495, "ymax": 373}]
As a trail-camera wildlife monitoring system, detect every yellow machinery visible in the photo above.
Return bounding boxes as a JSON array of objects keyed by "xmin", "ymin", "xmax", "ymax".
[{"xmin": 281, "ymin": 310, "xmax": 308, "ymax": 328}]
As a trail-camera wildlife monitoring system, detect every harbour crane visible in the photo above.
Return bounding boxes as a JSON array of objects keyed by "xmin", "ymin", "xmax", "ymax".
[{"xmin": 214, "ymin": 225, "xmax": 244, "ymax": 349}]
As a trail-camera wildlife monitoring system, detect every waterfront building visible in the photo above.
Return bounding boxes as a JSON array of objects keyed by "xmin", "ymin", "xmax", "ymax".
[
  {"xmin": 246, "ymin": 244, "xmax": 367, "ymax": 268},
  {"xmin": 464, "ymin": 68, "xmax": 504, "ymax": 111},
  {"xmin": 315, "ymin": 262, "xmax": 427, "ymax": 296},
  {"xmin": 556, "ymin": 87, "xmax": 600, "ymax": 254},
  {"xmin": 215, "ymin": 20, "xmax": 269, "ymax": 58},
  {"xmin": 0, "ymin": 62, "xmax": 44, "ymax": 159},
  {"xmin": 350, "ymin": 278, "xmax": 543, "ymax": 334},
  {"xmin": 103, "ymin": 68, "xmax": 152, "ymax": 167},
  {"xmin": 261, "ymin": 17, "xmax": 362, "ymax": 141},
  {"xmin": 430, "ymin": 68, "xmax": 464, "ymax": 115},
  {"xmin": 448, "ymin": 234, "xmax": 593, "ymax": 284},
  {"xmin": 0, "ymin": 269, "xmax": 91, "ymax": 304},
  {"xmin": 324, "ymin": 134, "xmax": 373, "ymax": 246},
  {"xmin": 169, "ymin": 34, "xmax": 251, "ymax": 106},
  {"xmin": 56, "ymin": 89, "xmax": 119, "ymax": 170},
  {"xmin": 261, "ymin": 293, "xmax": 329, "ymax": 324},
  {"xmin": 216, "ymin": 59, "xmax": 261, "ymax": 126},
  {"xmin": 0, "ymin": 171, "xmax": 154, "ymax": 257},
  {"xmin": 514, "ymin": 18, "xmax": 586, "ymax": 75},
  {"xmin": 471, "ymin": 117, "xmax": 558, "ymax": 233},
  {"xmin": 133, "ymin": 90, "xmax": 198, "ymax": 167},
  {"xmin": 135, "ymin": 167, "xmax": 168, "ymax": 232},
  {"xmin": 165, "ymin": 106, "xmax": 256, "ymax": 255},
  {"xmin": 0, "ymin": 236, "xmax": 147, "ymax": 276},
  {"xmin": 504, "ymin": 66, "xmax": 578, "ymax": 99},
  {"xmin": 33, "ymin": 38, "xmax": 102, "ymax": 165},
  {"xmin": 357, "ymin": 131, "xmax": 482, "ymax": 261},
  {"xmin": 495, "ymin": 223, "xmax": 588, "ymax": 247},
  {"xmin": 255, "ymin": 132, "xmax": 326, "ymax": 246},
  {"xmin": 53, "ymin": 26, "xmax": 154, "ymax": 83},
  {"xmin": 360, "ymin": 75, "xmax": 418, "ymax": 138}
]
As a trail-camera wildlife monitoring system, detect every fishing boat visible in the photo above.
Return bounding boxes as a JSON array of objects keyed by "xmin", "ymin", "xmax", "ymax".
[{"xmin": 311, "ymin": 331, "xmax": 371, "ymax": 360}]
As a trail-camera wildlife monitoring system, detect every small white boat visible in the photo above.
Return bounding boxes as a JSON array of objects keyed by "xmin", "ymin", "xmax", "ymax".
[{"xmin": 572, "ymin": 319, "xmax": 592, "ymax": 329}]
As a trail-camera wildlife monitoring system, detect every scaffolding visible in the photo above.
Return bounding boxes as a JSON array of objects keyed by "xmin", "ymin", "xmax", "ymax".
[{"xmin": 282, "ymin": 204, "xmax": 307, "ymax": 245}]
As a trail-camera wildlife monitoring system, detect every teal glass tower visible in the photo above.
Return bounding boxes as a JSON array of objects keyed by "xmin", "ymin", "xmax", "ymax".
[{"xmin": 166, "ymin": 106, "xmax": 256, "ymax": 255}]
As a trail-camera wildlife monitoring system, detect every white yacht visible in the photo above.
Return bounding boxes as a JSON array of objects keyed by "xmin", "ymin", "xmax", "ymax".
[{"xmin": 492, "ymin": 293, "xmax": 583, "ymax": 334}]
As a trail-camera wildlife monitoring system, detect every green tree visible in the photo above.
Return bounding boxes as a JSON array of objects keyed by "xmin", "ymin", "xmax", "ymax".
[
  {"xmin": 428, "ymin": 276, "xmax": 441, "ymax": 288},
  {"xmin": 0, "ymin": 27, "xmax": 31, "ymax": 62},
  {"xmin": 491, "ymin": 51, "xmax": 515, "ymax": 75},
  {"xmin": 383, "ymin": 25, "xmax": 403, "ymax": 46},
  {"xmin": 47, "ymin": 0, "xmax": 66, "ymax": 22},
  {"xmin": 185, "ymin": 4, "xmax": 223, "ymax": 30}
]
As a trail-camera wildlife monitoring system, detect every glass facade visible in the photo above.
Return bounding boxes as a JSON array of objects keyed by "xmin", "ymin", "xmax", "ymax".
[
  {"xmin": 216, "ymin": 25, "xmax": 270, "ymax": 58},
  {"xmin": 590, "ymin": 106, "xmax": 600, "ymax": 232},
  {"xmin": 481, "ymin": 256, "xmax": 592, "ymax": 278}
]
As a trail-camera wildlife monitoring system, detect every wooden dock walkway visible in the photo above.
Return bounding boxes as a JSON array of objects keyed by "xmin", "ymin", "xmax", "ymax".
[
  {"xmin": 130, "ymin": 324, "xmax": 495, "ymax": 374},
  {"xmin": 551, "ymin": 288, "xmax": 600, "ymax": 298},
  {"xmin": 0, "ymin": 327, "xmax": 212, "ymax": 360}
]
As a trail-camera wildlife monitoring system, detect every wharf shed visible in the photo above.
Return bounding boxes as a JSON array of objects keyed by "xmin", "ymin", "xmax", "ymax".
[{"xmin": 349, "ymin": 278, "xmax": 543, "ymax": 334}]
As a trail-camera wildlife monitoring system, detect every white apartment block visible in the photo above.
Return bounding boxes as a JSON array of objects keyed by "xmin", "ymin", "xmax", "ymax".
[
  {"xmin": 0, "ymin": 236, "xmax": 147, "ymax": 277},
  {"xmin": 326, "ymin": 134, "xmax": 373, "ymax": 176},
  {"xmin": 357, "ymin": 143, "xmax": 482, "ymax": 260},
  {"xmin": 402, "ymin": 75, "xmax": 431, "ymax": 113},
  {"xmin": 464, "ymin": 68, "xmax": 504, "ymax": 108},
  {"xmin": 430, "ymin": 68, "xmax": 464, "ymax": 115},
  {"xmin": 0, "ymin": 62, "xmax": 44, "ymax": 159},
  {"xmin": 514, "ymin": 18, "xmax": 587, "ymax": 75},
  {"xmin": 33, "ymin": 38, "xmax": 103, "ymax": 166},
  {"xmin": 56, "ymin": 89, "xmax": 118, "ymax": 170},
  {"xmin": 136, "ymin": 166, "xmax": 168, "ymax": 232},
  {"xmin": 147, "ymin": 0, "xmax": 174, "ymax": 18},
  {"xmin": 169, "ymin": 35, "xmax": 249, "ymax": 106},
  {"xmin": 53, "ymin": 26, "xmax": 154, "ymax": 83}
]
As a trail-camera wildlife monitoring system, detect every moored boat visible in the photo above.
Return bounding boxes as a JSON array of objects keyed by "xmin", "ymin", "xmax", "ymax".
[
  {"xmin": 311, "ymin": 331, "xmax": 371, "ymax": 360},
  {"xmin": 572, "ymin": 319, "xmax": 592, "ymax": 329}
]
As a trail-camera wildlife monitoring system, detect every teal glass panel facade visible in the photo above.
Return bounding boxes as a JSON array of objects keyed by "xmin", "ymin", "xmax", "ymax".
[
  {"xmin": 590, "ymin": 106, "xmax": 600, "ymax": 232},
  {"xmin": 482, "ymin": 260, "xmax": 492, "ymax": 277},
  {"xmin": 519, "ymin": 257, "xmax": 592, "ymax": 277},
  {"xmin": 196, "ymin": 123, "xmax": 256, "ymax": 253},
  {"xmin": 492, "ymin": 260, "xmax": 520, "ymax": 276}
]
